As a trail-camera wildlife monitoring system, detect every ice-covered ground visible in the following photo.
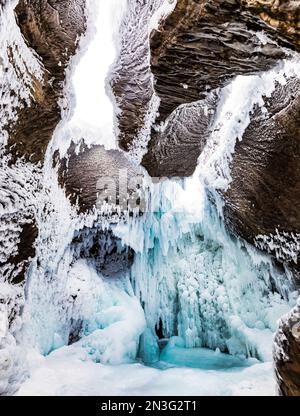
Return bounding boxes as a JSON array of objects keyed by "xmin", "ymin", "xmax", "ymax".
[{"xmin": 17, "ymin": 346, "xmax": 275, "ymax": 396}]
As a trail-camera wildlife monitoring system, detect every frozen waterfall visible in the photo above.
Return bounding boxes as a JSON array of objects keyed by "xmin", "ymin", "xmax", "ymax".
[{"xmin": 2, "ymin": 0, "xmax": 299, "ymax": 397}]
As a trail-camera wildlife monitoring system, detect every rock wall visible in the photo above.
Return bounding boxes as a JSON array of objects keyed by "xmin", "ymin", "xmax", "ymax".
[
  {"xmin": 274, "ymin": 302, "xmax": 300, "ymax": 396},
  {"xmin": 57, "ymin": 142, "xmax": 143, "ymax": 213},
  {"xmin": 0, "ymin": 0, "xmax": 87, "ymax": 395},
  {"xmin": 149, "ymin": 0, "xmax": 286, "ymax": 123},
  {"xmin": 224, "ymin": 78, "xmax": 300, "ymax": 272},
  {"xmin": 10, "ymin": 0, "xmax": 86, "ymax": 162},
  {"xmin": 141, "ymin": 0, "xmax": 299, "ymax": 177}
]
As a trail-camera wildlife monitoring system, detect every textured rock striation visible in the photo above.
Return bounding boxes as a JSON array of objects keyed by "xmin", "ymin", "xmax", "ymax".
[
  {"xmin": 141, "ymin": 0, "xmax": 300, "ymax": 178},
  {"xmin": 10, "ymin": 0, "xmax": 86, "ymax": 162},
  {"xmin": 224, "ymin": 77, "xmax": 300, "ymax": 269},
  {"xmin": 110, "ymin": 0, "xmax": 165, "ymax": 155},
  {"xmin": 150, "ymin": 0, "xmax": 286, "ymax": 123},
  {"xmin": 57, "ymin": 142, "xmax": 144, "ymax": 213},
  {"xmin": 142, "ymin": 92, "xmax": 217, "ymax": 177}
]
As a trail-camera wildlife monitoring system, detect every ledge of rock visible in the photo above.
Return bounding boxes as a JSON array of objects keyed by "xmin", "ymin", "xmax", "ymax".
[{"xmin": 57, "ymin": 142, "xmax": 143, "ymax": 214}]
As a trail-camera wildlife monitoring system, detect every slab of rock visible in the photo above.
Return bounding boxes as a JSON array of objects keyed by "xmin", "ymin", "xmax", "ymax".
[{"xmin": 110, "ymin": 0, "xmax": 164, "ymax": 152}]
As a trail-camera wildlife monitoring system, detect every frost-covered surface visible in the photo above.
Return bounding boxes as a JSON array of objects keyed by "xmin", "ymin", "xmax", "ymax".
[
  {"xmin": 197, "ymin": 57, "xmax": 300, "ymax": 193},
  {"xmin": 0, "ymin": 156, "xmax": 42, "ymax": 395},
  {"xmin": 255, "ymin": 231, "xmax": 300, "ymax": 266},
  {"xmin": 0, "ymin": 0, "xmax": 43, "ymax": 146},
  {"xmin": 0, "ymin": 0, "xmax": 44, "ymax": 395},
  {"xmin": 115, "ymin": 177, "xmax": 296, "ymax": 363},
  {"xmin": 16, "ymin": 345, "xmax": 275, "ymax": 396},
  {"xmin": 273, "ymin": 296, "xmax": 300, "ymax": 363},
  {"xmin": 21, "ymin": 253, "xmax": 145, "ymax": 362},
  {"xmin": 0, "ymin": 289, "xmax": 27, "ymax": 395}
]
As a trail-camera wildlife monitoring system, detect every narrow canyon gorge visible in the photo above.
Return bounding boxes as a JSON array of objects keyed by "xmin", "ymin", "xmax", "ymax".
[{"xmin": 0, "ymin": 0, "xmax": 299, "ymax": 396}]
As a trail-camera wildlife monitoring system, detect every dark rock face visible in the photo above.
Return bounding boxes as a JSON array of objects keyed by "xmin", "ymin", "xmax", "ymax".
[
  {"xmin": 5, "ymin": 220, "xmax": 38, "ymax": 285},
  {"xmin": 274, "ymin": 303, "xmax": 300, "ymax": 396},
  {"xmin": 150, "ymin": 0, "xmax": 288, "ymax": 124},
  {"xmin": 110, "ymin": 0, "xmax": 164, "ymax": 152},
  {"xmin": 142, "ymin": 93, "xmax": 217, "ymax": 177},
  {"xmin": 224, "ymin": 78, "xmax": 300, "ymax": 268},
  {"xmin": 72, "ymin": 227, "xmax": 134, "ymax": 278},
  {"xmin": 57, "ymin": 142, "xmax": 143, "ymax": 213},
  {"xmin": 7, "ymin": 0, "xmax": 86, "ymax": 162},
  {"xmin": 241, "ymin": 0, "xmax": 300, "ymax": 50},
  {"xmin": 141, "ymin": 0, "xmax": 300, "ymax": 177}
]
